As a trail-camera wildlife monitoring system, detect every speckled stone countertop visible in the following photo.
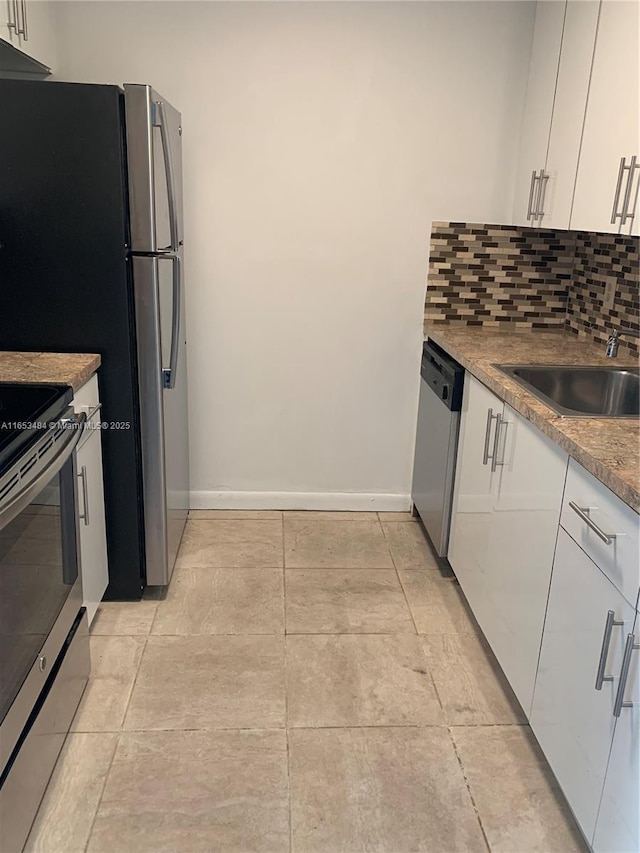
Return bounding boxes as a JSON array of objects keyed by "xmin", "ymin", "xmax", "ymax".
[
  {"xmin": 0, "ymin": 351, "xmax": 100, "ymax": 391},
  {"xmin": 424, "ymin": 324, "xmax": 640, "ymax": 513}
]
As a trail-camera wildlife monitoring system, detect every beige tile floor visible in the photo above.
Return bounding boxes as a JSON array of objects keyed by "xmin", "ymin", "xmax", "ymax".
[{"xmin": 26, "ymin": 511, "xmax": 588, "ymax": 853}]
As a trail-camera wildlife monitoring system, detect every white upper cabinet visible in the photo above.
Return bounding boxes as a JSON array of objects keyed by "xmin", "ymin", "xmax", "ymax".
[
  {"xmin": 513, "ymin": 0, "xmax": 599, "ymax": 229},
  {"xmin": 542, "ymin": 0, "xmax": 600, "ymax": 228},
  {"xmin": 0, "ymin": 0, "xmax": 20, "ymax": 47},
  {"xmin": 1, "ymin": 0, "xmax": 57, "ymax": 70},
  {"xmin": 571, "ymin": 0, "xmax": 640, "ymax": 235},
  {"xmin": 513, "ymin": 0, "xmax": 566, "ymax": 227}
]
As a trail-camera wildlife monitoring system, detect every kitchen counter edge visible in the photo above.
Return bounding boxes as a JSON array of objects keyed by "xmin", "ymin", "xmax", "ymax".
[{"xmin": 0, "ymin": 351, "xmax": 101, "ymax": 392}]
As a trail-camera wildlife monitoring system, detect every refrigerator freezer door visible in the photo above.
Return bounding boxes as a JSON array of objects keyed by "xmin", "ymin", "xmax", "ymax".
[
  {"xmin": 124, "ymin": 84, "xmax": 184, "ymax": 253},
  {"xmin": 132, "ymin": 253, "xmax": 189, "ymax": 586}
]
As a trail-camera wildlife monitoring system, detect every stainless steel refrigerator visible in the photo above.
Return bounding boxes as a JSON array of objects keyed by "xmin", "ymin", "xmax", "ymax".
[{"xmin": 0, "ymin": 79, "xmax": 190, "ymax": 596}]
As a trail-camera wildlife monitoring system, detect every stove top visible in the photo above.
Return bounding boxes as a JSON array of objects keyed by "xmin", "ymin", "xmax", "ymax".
[{"xmin": 0, "ymin": 383, "xmax": 74, "ymax": 473}]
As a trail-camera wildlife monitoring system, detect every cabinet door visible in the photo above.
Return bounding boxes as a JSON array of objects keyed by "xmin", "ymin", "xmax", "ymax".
[
  {"xmin": 541, "ymin": 0, "xmax": 600, "ymax": 228},
  {"xmin": 19, "ymin": 0, "xmax": 57, "ymax": 69},
  {"xmin": 531, "ymin": 529, "xmax": 636, "ymax": 841},
  {"xmin": 448, "ymin": 375, "xmax": 503, "ymax": 627},
  {"xmin": 76, "ymin": 425, "xmax": 108, "ymax": 625},
  {"xmin": 484, "ymin": 406, "xmax": 568, "ymax": 716},
  {"xmin": 513, "ymin": 0, "xmax": 566, "ymax": 226},
  {"xmin": 1, "ymin": 0, "xmax": 20, "ymax": 45},
  {"xmin": 0, "ymin": 0, "xmax": 57, "ymax": 69},
  {"xmin": 593, "ymin": 611, "xmax": 639, "ymax": 853},
  {"xmin": 571, "ymin": 0, "xmax": 640, "ymax": 235}
]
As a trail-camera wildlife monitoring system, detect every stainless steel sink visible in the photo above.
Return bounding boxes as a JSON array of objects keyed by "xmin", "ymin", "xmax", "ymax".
[{"xmin": 495, "ymin": 365, "xmax": 640, "ymax": 418}]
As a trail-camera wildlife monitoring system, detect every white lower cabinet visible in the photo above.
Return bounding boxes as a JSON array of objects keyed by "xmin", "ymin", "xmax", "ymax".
[
  {"xmin": 530, "ymin": 528, "xmax": 636, "ymax": 842},
  {"xmin": 483, "ymin": 404, "xmax": 568, "ymax": 715},
  {"xmin": 592, "ymin": 611, "xmax": 639, "ymax": 853},
  {"xmin": 74, "ymin": 377, "xmax": 108, "ymax": 625},
  {"xmin": 448, "ymin": 375, "xmax": 503, "ymax": 634},
  {"xmin": 570, "ymin": 0, "xmax": 640, "ymax": 235},
  {"xmin": 449, "ymin": 375, "xmax": 568, "ymax": 714},
  {"xmin": 448, "ymin": 369, "xmax": 640, "ymax": 847}
]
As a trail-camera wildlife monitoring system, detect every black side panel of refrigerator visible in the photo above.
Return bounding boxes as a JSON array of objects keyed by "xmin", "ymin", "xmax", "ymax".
[{"xmin": 0, "ymin": 79, "xmax": 145, "ymax": 599}]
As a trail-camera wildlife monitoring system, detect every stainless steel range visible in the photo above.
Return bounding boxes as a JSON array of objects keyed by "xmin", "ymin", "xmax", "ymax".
[{"xmin": 0, "ymin": 383, "xmax": 90, "ymax": 852}]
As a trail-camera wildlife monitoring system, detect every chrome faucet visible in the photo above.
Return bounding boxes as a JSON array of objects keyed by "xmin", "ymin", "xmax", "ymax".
[{"xmin": 605, "ymin": 327, "xmax": 640, "ymax": 358}]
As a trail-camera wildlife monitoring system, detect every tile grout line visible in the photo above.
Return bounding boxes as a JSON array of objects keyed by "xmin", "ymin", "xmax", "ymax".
[
  {"xmin": 284, "ymin": 537, "xmax": 293, "ymax": 853},
  {"xmin": 85, "ymin": 722, "xmax": 525, "ymax": 733},
  {"xmin": 379, "ymin": 520, "xmax": 420, "ymax": 637},
  {"xmin": 378, "ymin": 519, "xmax": 453, "ymax": 728},
  {"xmin": 447, "ymin": 726, "xmax": 493, "ymax": 853},
  {"xmin": 414, "ymin": 632, "xmax": 449, "ymax": 725},
  {"xmin": 82, "ymin": 731, "xmax": 121, "ymax": 853},
  {"xmin": 87, "ymin": 629, "xmax": 509, "ymax": 640},
  {"xmin": 117, "ymin": 634, "xmax": 149, "ymax": 733},
  {"xmin": 147, "ymin": 599, "xmax": 161, "ymax": 636},
  {"xmin": 285, "ymin": 726, "xmax": 293, "ymax": 853}
]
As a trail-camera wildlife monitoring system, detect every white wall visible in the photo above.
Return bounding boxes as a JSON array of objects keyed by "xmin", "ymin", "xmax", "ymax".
[{"xmin": 51, "ymin": 1, "xmax": 534, "ymax": 510}]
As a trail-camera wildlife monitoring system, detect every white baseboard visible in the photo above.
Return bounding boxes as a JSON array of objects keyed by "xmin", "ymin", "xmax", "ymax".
[{"xmin": 189, "ymin": 491, "xmax": 412, "ymax": 512}]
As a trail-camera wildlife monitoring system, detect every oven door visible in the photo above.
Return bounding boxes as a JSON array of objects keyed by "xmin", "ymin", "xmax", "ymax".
[{"xmin": 0, "ymin": 411, "xmax": 88, "ymax": 793}]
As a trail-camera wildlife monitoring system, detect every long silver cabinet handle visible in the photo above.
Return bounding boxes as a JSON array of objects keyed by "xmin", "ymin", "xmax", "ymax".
[
  {"xmin": 78, "ymin": 465, "xmax": 90, "ymax": 526},
  {"xmin": 535, "ymin": 172, "xmax": 549, "ymax": 222},
  {"xmin": 527, "ymin": 171, "xmax": 538, "ymax": 221},
  {"xmin": 7, "ymin": 0, "xmax": 18, "ymax": 32},
  {"xmin": 568, "ymin": 501, "xmax": 617, "ymax": 545},
  {"xmin": 482, "ymin": 408, "xmax": 499, "ymax": 466},
  {"xmin": 613, "ymin": 633, "xmax": 639, "ymax": 717},
  {"xmin": 490, "ymin": 413, "xmax": 504, "ymax": 473},
  {"xmin": 611, "ymin": 157, "xmax": 628, "ymax": 224},
  {"xmin": 20, "ymin": 0, "xmax": 27, "ymax": 39},
  {"xmin": 623, "ymin": 156, "xmax": 640, "ymax": 225},
  {"xmin": 595, "ymin": 610, "xmax": 624, "ymax": 690},
  {"xmin": 620, "ymin": 155, "xmax": 638, "ymax": 224}
]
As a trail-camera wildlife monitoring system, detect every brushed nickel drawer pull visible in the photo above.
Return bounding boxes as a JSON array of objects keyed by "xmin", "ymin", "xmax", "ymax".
[
  {"xmin": 595, "ymin": 610, "xmax": 625, "ymax": 690},
  {"xmin": 482, "ymin": 408, "xmax": 496, "ymax": 466},
  {"xmin": 527, "ymin": 171, "xmax": 538, "ymax": 221},
  {"xmin": 78, "ymin": 465, "xmax": 90, "ymax": 526},
  {"xmin": 613, "ymin": 633, "xmax": 640, "ymax": 717},
  {"xmin": 490, "ymin": 413, "xmax": 504, "ymax": 473},
  {"xmin": 568, "ymin": 501, "xmax": 617, "ymax": 545}
]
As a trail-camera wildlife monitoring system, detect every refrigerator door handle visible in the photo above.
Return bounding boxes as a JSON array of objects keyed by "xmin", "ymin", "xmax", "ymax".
[
  {"xmin": 163, "ymin": 255, "xmax": 181, "ymax": 390},
  {"xmin": 154, "ymin": 100, "xmax": 180, "ymax": 253}
]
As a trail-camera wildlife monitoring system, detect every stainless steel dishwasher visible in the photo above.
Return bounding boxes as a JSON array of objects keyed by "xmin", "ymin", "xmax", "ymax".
[{"xmin": 411, "ymin": 339, "xmax": 464, "ymax": 557}]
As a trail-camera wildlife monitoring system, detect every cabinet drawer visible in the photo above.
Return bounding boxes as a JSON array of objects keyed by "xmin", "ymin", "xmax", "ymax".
[{"xmin": 561, "ymin": 459, "xmax": 639, "ymax": 608}]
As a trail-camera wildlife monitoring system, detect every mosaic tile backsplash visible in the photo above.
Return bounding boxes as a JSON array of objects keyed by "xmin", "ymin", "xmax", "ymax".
[{"xmin": 425, "ymin": 222, "xmax": 640, "ymax": 357}]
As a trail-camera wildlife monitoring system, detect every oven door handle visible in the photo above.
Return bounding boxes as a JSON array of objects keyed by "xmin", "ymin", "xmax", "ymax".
[{"xmin": 0, "ymin": 412, "xmax": 87, "ymax": 528}]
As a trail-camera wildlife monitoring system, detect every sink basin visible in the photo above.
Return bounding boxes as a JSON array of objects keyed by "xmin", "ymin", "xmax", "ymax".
[{"xmin": 495, "ymin": 364, "xmax": 640, "ymax": 418}]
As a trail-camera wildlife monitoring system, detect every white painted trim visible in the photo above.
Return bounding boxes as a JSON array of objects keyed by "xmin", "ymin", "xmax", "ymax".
[{"xmin": 190, "ymin": 491, "xmax": 411, "ymax": 512}]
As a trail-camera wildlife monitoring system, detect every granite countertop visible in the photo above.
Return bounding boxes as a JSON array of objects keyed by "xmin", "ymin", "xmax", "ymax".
[
  {"xmin": 0, "ymin": 351, "xmax": 101, "ymax": 391},
  {"xmin": 424, "ymin": 324, "xmax": 640, "ymax": 513}
]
